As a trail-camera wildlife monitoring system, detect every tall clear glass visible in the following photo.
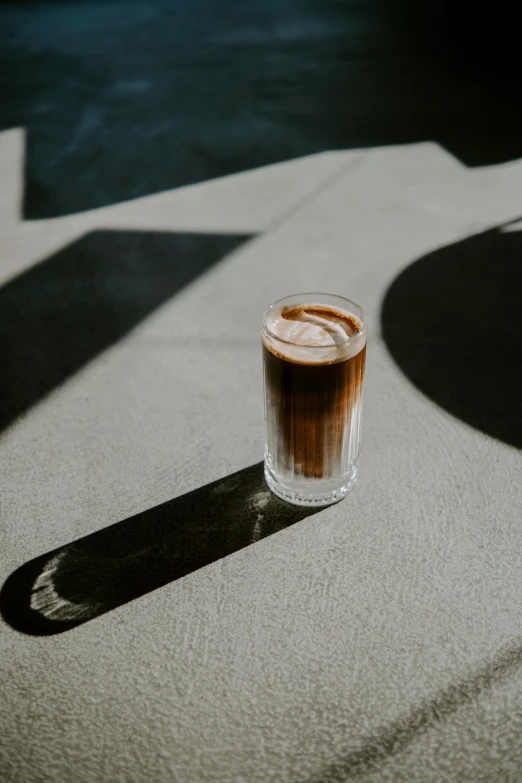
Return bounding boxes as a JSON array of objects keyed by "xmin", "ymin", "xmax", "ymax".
[{"xmin": 262, "ymin": 293, "xmax": 367, "ymax": 506}]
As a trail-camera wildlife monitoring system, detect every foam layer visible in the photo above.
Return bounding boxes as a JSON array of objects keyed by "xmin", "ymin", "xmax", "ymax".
[{"xmin": 263, "ymin": 302, "xmax": 366, "ymax": 364}]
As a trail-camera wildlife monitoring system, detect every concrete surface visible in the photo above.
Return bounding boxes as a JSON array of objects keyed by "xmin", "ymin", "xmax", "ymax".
[
  {"xmin": 2, "ymin": 127, "xmax": 522, "ymax": 782},
  {"xmin": 2, "ymin": 0, "xmax": 522, "ymax": 219}
]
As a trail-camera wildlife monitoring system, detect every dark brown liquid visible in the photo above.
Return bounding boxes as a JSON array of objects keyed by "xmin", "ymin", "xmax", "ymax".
[{"xmin": 263, "ymin": 311, "xmax": 366, "ymax": 481}]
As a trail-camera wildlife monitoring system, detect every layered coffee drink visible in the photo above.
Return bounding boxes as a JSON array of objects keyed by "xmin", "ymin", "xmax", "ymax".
[{"xmin": 262, "ymin": 294, "xmax": 366, "ymax": 506}]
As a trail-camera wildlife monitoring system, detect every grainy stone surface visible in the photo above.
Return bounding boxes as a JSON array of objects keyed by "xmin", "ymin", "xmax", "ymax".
[
  {"xmin": 1, "ymin": 4, "xmax": 522, "ymax": 780},
  {"xmin": 1, "ymin": 135, "xmax": 522, "ymax": 782}
]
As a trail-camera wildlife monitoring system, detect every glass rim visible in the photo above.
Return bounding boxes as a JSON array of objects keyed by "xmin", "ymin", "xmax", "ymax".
[{"xmin": 262, "ymin": 292, "xmax": 366, "ymax": 349}]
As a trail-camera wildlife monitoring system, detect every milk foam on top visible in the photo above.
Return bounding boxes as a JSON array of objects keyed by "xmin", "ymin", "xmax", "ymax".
[{"xmin": 263, "ymin": 302, "xmax": 366, "ymax": 364}]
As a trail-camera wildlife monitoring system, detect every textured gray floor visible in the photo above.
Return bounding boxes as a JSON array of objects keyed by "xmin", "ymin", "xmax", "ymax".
[
  {"xmin": 2, "ymin": 2, "xmax": 522, "ymax": 782},
  {"xmin": 1, "ymin": 0, "xmax": 521, "ymax": 218},
  {"xmin": 2, "ymin": 138, "xmax": 522, "ymax": 783}
]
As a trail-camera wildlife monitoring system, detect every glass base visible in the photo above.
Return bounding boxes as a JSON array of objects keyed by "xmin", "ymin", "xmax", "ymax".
[{"xmin": 264, "ymin": 460, "xmax": 359, "ymax": 507}]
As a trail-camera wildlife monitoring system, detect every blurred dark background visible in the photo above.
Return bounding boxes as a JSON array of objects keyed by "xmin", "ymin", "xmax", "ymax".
[{"xmin": 1, "ymin": 0, "xmax": 520, "ymax": 219}]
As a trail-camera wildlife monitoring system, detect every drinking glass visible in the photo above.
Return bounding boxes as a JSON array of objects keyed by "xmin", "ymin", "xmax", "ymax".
[{"xmin": 262, "ymin": 293, "xmax": 367, "ymax": 506}]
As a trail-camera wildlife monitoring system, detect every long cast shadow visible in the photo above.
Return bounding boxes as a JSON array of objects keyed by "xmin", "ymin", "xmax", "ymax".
[
  {"xmin": 308, "ymin": 643, "xmax": 522, "ymax": 781},
  {"xmin": 0, "ymin": 462, "xmax": 318, "ymax": 635},
  {"xmin": 381, "ymin": 220, "xmax": 522, "ymax": 449},
  {"xmin": 0, "ymin": 229, "xmax": 251, "ymax": 432}
]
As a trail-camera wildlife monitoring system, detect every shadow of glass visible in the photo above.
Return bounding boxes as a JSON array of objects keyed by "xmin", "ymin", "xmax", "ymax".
[
  {"xmin": 0, "ymin": 462, "xmax": 318, "ymax": 636},
  {"xmin": 381, "ymin": 221, "xmax": 522, "ymax": 449},
  {"xmin": 0, "ymin": 229, "xmax": 251, "ymax": 433}
]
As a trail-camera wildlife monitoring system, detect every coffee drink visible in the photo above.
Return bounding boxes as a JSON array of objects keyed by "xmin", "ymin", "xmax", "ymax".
[{"xmin": 262, "ymin": 295, "xmax": 366, "ymax": 506}]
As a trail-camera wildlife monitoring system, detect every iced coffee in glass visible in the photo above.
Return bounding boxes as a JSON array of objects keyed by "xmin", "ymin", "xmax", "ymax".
[{"xmin": 262, "ymin": 293, "xmax": 366, "ymax": 506}]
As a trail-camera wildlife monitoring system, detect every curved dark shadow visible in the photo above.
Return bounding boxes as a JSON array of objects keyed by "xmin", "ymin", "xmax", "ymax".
[
  {"xmin": 381, "ymin": 220, "xmax": 522, "ymax": 449},
  {"xmin": 0, "ymin": 462, "xmax": 318, "ymax": 635},
  {"xmin": 0, "ymin": 229, "xmax": 251, "ymax": 433}
]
